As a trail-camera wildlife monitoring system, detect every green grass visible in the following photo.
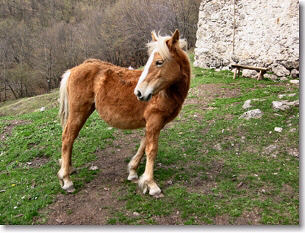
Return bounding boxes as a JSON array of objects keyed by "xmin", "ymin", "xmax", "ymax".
[{"xmin": 0, "ymin": 56, "xmax": 299, "ymax": 225}]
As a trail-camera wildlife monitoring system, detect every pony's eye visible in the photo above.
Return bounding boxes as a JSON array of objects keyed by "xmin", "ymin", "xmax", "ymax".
[{"xmin": 156, "ymin": 60, "xmax": 164, "ymax": 67}]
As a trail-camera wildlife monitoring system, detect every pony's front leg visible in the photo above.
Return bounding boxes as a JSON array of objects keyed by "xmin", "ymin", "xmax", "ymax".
[
  {"xmin": 138, "ymin": 118, "xmax": 163, "ymax": 196},
  {"xmin": 128, "ymin": 137, "xmax": 146, "ymax": 181}
]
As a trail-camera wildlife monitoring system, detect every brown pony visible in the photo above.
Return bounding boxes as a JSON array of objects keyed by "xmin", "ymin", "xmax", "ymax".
[{"xmin": 57, "ymin": 29, "xmax": 191, "ymax": 196}]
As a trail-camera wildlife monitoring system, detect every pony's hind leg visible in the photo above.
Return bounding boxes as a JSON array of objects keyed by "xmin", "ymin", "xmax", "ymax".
[
  {"xmin": 128, "ymin": 137, "xmax": 146, "ymax": 181},
  {"xmin": 58, "ymin": 105, "xmax": 94, "ymax": 192}
]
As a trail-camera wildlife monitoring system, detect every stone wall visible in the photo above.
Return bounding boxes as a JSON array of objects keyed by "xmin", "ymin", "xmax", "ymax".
[{"xmin": 194, "ymin": 0, "xmax": 299, "ymax": 79}]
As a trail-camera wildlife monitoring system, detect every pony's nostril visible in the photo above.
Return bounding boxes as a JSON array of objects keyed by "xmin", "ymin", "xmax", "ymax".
[
  {"xmin": 136, "ymin": 90, "xmax": 142, "ymax": 97},
  {"xmin": 147, "ymin": 93, "xmax": 152, "ymax": 100}
]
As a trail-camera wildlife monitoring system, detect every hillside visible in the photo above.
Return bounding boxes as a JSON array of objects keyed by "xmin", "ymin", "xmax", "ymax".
[
  {"xmin": 0, "ymin": 61, "xmax": 299, "ymax": 225},
  {"xmin": 0, "ymin": 89, "xmax": 59, "ymax": 117}
]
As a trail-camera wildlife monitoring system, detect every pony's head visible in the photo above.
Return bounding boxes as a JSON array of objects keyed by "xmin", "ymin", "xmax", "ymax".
[{"xmin": 134, "ymin": 29, "xmax": 187, "ymax": 102}]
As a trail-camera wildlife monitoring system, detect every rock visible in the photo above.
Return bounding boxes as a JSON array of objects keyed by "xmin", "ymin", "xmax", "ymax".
[
  {"xmin": 289, "ymin": 79, "xmax": 299, "ymax": 84},
  {"xmin": 239, "ymin": 109, "xmax": 263, "ymax": 120},
  {"xmin": 263, "ymin": 144, "xmax": 278, "ymax": 154},
  {"xmin": 290, "ymin": 69, "xmax": 299, "ymax": 78},
  {"xmin": 242, "ymin": 99, "xmax": 252, "ymax": 109},
  {"xmin": 133, "ymin": 212, "xmax": 140, "ymax": 216},
  {"xmin": 242, "ymin": 98, "xmax": 265, "ymax": 109},
  {"xmin": 289, "ymin": 128, "xmax": 296, "ymax": 133},
  {"xmin": 288, "ymin": 148, "xmax": 299, "ymax": 158},
  {"xmin": 89, "ymin": 165, "xmax": 99, "ymax": 171},
  {"xmin": 279, "ymin": 60, "xmax": 299, "ymax": 70},
  {"xmin": 55, "ymin": 218, "xmax": 63, "ymax": 224},
  {"xmin": 214, "ymin": 143, "xmax": 222, "ymax": 151},
  {"xmin": 272, "ymin": 100, "xmax": 299, "ymax": 110},
  {"xmin": 280, "ymin": 77, "xmax": 289, "ymax": 81},
  {"xmin": 271, "ymin": 64, "xmax": 290, "ymax": 77},
  {"xmin": 242, "ymin": 70, "xmax": 257, "ymax": 78},
  {"xmin": 265, "ymin": 73, "xmax": 279, "ymax": 81},
  {"xmin": 274, "ymin": 127, "xmax": 283, "ymax": 132},
  {"xmin": 40, "ymin": 107, "xmax": 45, "ymax": 112},
  {"xmin": 237, "ymin": 182, "xmax": 244, "ymax": 188},
  {"xmin": 278, "ymin": 93, "xmax": 296, "ymax": 99},
  {"xmin": 167, "ymin": 180, "xmax": 173, "ymax": 185}
]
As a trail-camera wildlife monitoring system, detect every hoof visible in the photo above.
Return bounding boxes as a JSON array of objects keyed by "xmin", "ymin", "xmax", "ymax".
[
  {"xmin": 64, "ymin": 185, "xmax": 75, "ymax": 193},
  {"xmin": 127, "ymin": 171, "xmax": 138, "ymax": 181},
  {"xmin": 138, "ymin": 175, "xmax": 161, "ymax": 196},
  {"xmin": 149, "ymin": 186, "xmax": 161, "ymax": 196},
  {"xmin": 62, "ymin": 180, "xmax": 75, "ymax": 193},
  {"xmin": 153, "ymin": 193, "xmax": 164, "ymax": 199},
  {"xmin": 58, "ymin": 170, "xmax": 75, "ymax": 193}
]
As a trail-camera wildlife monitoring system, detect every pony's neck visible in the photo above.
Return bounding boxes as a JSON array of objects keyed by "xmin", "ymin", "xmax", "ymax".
[{"xmin": 166, "ymin": 54, "xmax": 191, "ymax": 105}]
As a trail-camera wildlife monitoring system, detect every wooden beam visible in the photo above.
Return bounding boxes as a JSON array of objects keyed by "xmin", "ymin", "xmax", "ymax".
[{"xmin": 231, "ymin": 64, "xmax": 267, "ymax": 72}]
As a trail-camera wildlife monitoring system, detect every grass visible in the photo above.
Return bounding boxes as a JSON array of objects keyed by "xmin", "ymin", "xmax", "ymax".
[
  {"xmin": 0, "ymin": 109, "xmax": 114, "ymax": 224},
  {"xmin": 0, "ymin": 55, "xmax": 299, "ymax": 225},
  {"xmin": 0, "ymin": 89, "xmax": 59, "ymax": 116}
]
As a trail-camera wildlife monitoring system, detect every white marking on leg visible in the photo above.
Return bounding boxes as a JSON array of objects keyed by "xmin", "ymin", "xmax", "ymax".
[
  {"xmin": 127, "ymin": 138, "xmax": 146, "ymax": 180},
  {"xmin": 57, "ymin": 168, "xmax": 65, "ymax": 180}
]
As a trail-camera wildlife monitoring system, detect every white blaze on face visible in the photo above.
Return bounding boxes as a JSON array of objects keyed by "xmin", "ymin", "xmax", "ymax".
[{"xmin": 134, "ymin": 49, "xmax": 157, "ymax": 95}]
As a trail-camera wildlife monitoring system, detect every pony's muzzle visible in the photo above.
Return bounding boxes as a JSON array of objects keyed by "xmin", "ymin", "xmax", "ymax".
[{"xmin": 134, "ymin": 89, "xmax": 152, "ymax": 102}]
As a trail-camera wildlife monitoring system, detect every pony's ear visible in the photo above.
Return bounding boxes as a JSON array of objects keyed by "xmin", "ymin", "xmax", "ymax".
[
  {"xmin": 167, "ymin": 29, "xmax": 180, "ymax": 50},
  {"xmin": 151, "ymin": 31, "xmax": 157, "ymax": 42}
]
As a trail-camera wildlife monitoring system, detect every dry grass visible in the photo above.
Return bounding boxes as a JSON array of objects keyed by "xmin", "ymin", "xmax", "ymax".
[{"xmin": 0, "ymin": 89, "xmax": 59, "ymax": 116}]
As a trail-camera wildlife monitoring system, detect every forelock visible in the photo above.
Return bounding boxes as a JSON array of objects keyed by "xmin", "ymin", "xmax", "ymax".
[{"xmin": 146, "ymin": 31, "xmax": 187, "ymax": 60}]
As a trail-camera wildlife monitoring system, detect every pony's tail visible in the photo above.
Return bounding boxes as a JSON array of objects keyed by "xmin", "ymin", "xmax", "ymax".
[{"xmin": 58, "ymin": 70, "xmax": 71, "ymax": 128}]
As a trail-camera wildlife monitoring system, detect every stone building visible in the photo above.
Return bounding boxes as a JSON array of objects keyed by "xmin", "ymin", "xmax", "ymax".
[{"xmin": 194, "ymin": 0, "xmax": 299, "ymax": 79}]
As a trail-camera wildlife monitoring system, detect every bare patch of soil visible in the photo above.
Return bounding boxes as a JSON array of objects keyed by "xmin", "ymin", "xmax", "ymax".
[
  {"xmin": 27, "ymin": 157, "xmax": 50, "ymax": 168},
  {"xmin": 235, "ymin": 208, "xmax": 261, "ymax": 225},
  {"xmin": 186, "ymin": 83, "xmax": 240, "ymax": 106},
  {"xmin": 183, "ymin": 84, "xmax": 240, "ymax": 123},
  {"xmin": 185, "ymin": 159, "xmax": 224, "ymax": 195},
  {"xmin": 215, "ymin": 214, "xmax": 230, "ymax": 224},
  {"xmin": 0, "ymin": 120, "xmax": 30, "ymax": 141},
  {"xmin": 152, "ymin": 210, "xmax": 184, "ymax": 225}
]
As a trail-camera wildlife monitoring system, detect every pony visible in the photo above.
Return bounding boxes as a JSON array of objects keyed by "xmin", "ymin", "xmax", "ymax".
[{"xmin": 57, "ymin": 29, "xmax": 191, "ymax": 196}]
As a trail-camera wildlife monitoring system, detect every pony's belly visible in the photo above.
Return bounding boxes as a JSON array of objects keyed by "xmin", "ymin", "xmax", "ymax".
[{"xmin": 97, "ymin": 106, "xmax": 146, "ymax": 129}]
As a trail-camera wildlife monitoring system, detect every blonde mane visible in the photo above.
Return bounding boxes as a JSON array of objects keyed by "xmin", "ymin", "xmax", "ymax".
[{"xmin": 147, "ymin": 31, "xmax": 187, "ymax": 60}]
